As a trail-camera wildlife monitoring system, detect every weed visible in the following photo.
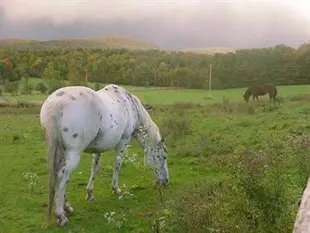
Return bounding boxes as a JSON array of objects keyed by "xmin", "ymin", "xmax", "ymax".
[{"xmin": 22, "ymin": 172, "xmax": 43, "ymax": 194}]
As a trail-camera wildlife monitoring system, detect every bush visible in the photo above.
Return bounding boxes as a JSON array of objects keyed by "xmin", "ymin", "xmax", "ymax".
[
  {"xmin": 3, "ymin": 81, "xmax": 18, "ymax": 95},
  {"xmin": 34, "ymin": 82, "xmax": 48, "ymax": 94},
  {"xmin": 94, "ymin": 83, "xmax": 101, "ymax": 91},
  {"xmin": 47, "ymin": 79, "xmax": 64, "ymax": 94},
  {"xmin": 21, "ymin": 83, "xmax": 34, "ymax": 95},
  {"xmin": 169, "ymin": 181, "xmax": 249, "ymax": 233}
]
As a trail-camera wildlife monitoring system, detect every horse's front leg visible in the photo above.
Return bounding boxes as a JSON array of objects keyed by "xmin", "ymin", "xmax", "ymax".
[
  {"xmin": 256, "ymin": 96, "xmax": 260, "ymax": 102},
  {"xmin": 112, "ymin": 137, "xmax": 131, "ymax": 195},
  {"xmin": 85, "ymin": 153, "xmax": 102, "ymax": 201}
]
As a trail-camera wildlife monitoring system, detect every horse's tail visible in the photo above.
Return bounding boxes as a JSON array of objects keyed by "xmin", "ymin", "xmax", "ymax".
[{"xmin": 43, "ymin": 113, "xmax": 65, "ymax": 227}]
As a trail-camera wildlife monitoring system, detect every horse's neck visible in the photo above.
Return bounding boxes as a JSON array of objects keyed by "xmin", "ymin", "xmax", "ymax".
[
  {"xmin": 133, "ymin": 126, "xmax": 149, "ymax": 150},
  {"xmin": 134, "ymin": 111, "xmax": 160, "ymax": 149}
]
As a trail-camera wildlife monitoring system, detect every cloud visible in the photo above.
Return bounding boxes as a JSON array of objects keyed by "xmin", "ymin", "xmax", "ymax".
[{"xmin": 2, "ymin": 0, "xmax": 310, "ymax": 49}]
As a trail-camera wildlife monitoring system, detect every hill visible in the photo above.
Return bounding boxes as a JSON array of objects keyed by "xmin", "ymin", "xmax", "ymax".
[
  {"xmin": 0, "ymin": 35, "xmax": 158, "ymax": 51},
  {"xmin": 1, "ymin": 36, "xmax": 237, "ymax": 54},
  {"xmin": 178, "ymin": 46, "xmax": 236, "ymax": 54}
]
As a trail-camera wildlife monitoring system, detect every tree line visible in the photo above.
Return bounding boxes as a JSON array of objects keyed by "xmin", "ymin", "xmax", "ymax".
[{"xmin": 0, "ymin": 43, "xmax": 310, "ymax": 93}]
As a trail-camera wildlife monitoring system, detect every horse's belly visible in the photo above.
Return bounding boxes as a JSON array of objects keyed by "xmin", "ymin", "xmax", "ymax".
[{"xmin": 86, "ymin": 128, "xmax": 123, "ymax": 153}]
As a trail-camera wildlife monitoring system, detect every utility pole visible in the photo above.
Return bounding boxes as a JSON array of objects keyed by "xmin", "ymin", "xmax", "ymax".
[{"xmin": 208, "ymin": 64, "xmax": 212, "ymax": 97}]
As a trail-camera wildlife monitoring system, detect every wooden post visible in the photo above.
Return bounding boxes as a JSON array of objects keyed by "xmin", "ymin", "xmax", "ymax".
[{"xmin": 208, "ymin": 64, "xmax": 212, "ymax": 97}]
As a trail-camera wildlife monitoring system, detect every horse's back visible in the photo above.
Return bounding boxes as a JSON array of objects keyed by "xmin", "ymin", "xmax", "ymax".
[{"xmin": 40, "ymin": 86, "xmax": 103, "ymax": 151}]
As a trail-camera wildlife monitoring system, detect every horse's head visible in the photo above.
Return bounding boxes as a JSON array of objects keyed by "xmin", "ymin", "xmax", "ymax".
[{"xmin": 145, "ymin": 137, "xmax": 169, "ymax": 186}]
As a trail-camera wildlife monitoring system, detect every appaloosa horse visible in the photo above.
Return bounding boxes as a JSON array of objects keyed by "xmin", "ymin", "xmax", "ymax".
[
  {"xmin": 40, "ymin": 84, "xmax": 168, "ymax": 227},
  {"xmin": 243, "ymin": 84, "xmax": 278, "ymax": 103}
]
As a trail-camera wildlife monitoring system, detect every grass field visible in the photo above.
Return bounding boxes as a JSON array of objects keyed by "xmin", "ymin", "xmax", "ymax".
[
  {"xmin": 3, "ymin": 82, "xmax": 310, "ymax": 105},
  {"xmin": 1, "ymin": 85, "xmax": 310, "ymax": 233}
]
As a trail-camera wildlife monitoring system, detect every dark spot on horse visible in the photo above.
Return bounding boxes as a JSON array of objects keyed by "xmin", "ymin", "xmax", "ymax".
[
  {"xmin": 92, "ymin": 177, "xmax": 95, "ymax": 181},
  {"xmin": 117, "ymin": 99, "xmax": 120, "ymax": 102},
  {"xmin": 100, "ymin": 115, "xmax": 103, "ymax": 120},
  {"xmin": 112, "ymin": 85, "xmax": 118, "ymax": 89},
  {"xmin": 151, "ymin": 149, "xmax": 154, "ymax": 152},
  {"xmin": 114, "ymin": 90, "xmax": 119, "ymax": 93},
  {"xmin": 56, "ymin": 91, "xmax": 65, "ymax": 97},
  {"xmin": 60, "ymin": 112, "xmax": 63, "ymax": 117},
  {"xmin": 104, "ymin": 88, "xmax": 108, "ymax": 91},
  {"xmin": 79, "ymin": 92, "xmax": 85, "ymax": 96},
  {"xmin": 72, "ymin": 133, "xmax": 78, "ymax": 138},
  {"xmin": 63, "ymin": 127, "xmax": 68, "ymax": 132},
  {"xmin": 62, "ymin": 168, "xmax": 65, "ymax": 174},
  {"xmin": 163, "ymin": 156, "xmax": 167, "ymax": 160},
  {"xmin": 120, "ymin": 150, "xmax": 124, "ymax": 153},
  {"xmin": 125, "ymin": 143, "xmax": 128, "ymax": 146},
  {"xmin": 111, "ymin": 125, "xmax": 114, "ymax": 128},
  {"xmin": 70, "ymin": 96, "xmax": 76, "ymax": 100},
  {"xmin": 123, "ymin": 100, "xmax": 126, "ymax": 102},
  {"xmin": 95, "ymin": 160, "xmax": 98, "ymax": 165}
]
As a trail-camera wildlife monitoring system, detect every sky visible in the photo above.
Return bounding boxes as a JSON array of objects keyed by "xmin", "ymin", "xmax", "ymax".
[{"xmin": 1, "ymin": 0, "xmax": 310, "ymax": 49}]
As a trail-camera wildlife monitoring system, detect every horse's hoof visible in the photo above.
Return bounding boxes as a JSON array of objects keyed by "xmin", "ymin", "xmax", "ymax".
[
  {"xmin": 112, "ymin": 187, "xmax": 121, "ymax": 195},
  {"xmin": 86, "ymin": 193, "xmax": 95, "ymax": 201},
  {"xmin": 65, "ymin": 206, "xmax": 74, "ymax": 216},
  {"xmin": 56, "ymin": 216, "xmax": 68, "ymax": 227}
]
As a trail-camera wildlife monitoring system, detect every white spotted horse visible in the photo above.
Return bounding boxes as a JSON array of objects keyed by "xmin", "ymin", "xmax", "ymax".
[{"xmin": 40, "ymin": 84, "xmax": 169, "ymax": 227}]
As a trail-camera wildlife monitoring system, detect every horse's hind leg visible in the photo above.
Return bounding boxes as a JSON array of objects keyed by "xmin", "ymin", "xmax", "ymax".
[
  {"xmin": 55, "ymin": 150, "xmax": 81, "ymax": 226},
  {"xmin": 112, "ymin": 137, "xmax": 131, "ymax": 194},
  {"xmin": 86, "ymin": 153, "xmax": 101, "ymax": 201}
]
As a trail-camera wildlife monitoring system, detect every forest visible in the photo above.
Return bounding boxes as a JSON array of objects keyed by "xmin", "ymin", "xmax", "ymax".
[{"xmin": 0, "ymin": 43, "xmax": 310, "ymax": 93}]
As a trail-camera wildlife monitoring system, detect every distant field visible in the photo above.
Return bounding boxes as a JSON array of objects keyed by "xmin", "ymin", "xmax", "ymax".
[{"xmin": 3, "ymin": 83, "xmax": 310, "ymax": 105}]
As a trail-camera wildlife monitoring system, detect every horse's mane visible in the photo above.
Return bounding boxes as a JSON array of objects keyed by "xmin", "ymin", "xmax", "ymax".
[{"xmin": 132, "ymin": 95, "xmax": 161, "ymax": 146}]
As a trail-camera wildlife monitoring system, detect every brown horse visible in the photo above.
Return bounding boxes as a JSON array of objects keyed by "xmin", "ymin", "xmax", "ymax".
[{"xmin": 243, "ymin": 84, "xmax": 278, "ymax": 103}]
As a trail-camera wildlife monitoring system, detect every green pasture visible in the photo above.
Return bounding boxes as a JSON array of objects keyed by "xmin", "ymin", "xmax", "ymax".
[
  {"xmin": 1, "ymin": 85, "xmax": 310, "ymax": 232},
  {"xmin": 1, "ymin": 78, "xmax": 310, "ymax": 105}
]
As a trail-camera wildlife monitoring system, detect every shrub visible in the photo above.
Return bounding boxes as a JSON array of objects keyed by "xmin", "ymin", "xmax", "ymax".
[
  {"xmin": 47, "ymin": 79, "xmax": 64, "ymax": 94},
  {"xmin": 3, "ymin": 81, "xmax": 18, "ymax": 95},
  {"xmin": 169, "ymin": 181, "xmax": 249, "ymax": 233},
  {"xmin": 35, "ymin": 82, "xmax": 48, "ymax": 94},
  {"xmin": 94, "ymin": 83, "xmax": 101, "ymax": 91}
]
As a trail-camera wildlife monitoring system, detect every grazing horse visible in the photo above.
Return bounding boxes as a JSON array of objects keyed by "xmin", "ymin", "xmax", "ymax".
[
  {"xmin": 243, "ymin": 84, "xmax": 278, "ymax": 103},
  {"xmin": 40, "ymin": 84, "xmax": 169, "ymax": 227}
]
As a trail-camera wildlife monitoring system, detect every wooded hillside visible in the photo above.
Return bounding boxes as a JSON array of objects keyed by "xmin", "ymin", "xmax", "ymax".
[{"xmin": 1, "ymin": 43, "xmax": 309, "ymax": 91}]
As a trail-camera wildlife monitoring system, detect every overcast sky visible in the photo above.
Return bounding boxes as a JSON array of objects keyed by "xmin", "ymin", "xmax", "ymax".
[{"xmin": 1, "ymin": 0, "xmax": 310, "ymax": 49}]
